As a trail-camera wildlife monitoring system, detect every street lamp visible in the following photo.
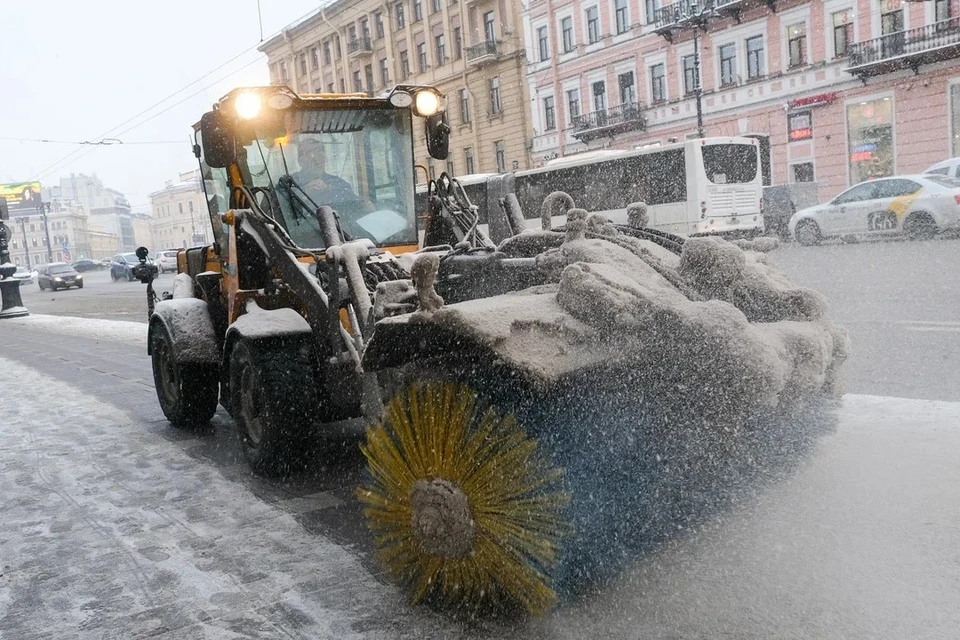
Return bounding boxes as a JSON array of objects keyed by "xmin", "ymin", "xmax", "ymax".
[{"xmin": 672, "ymin": 2, "xmax": 713, "ymax": 139}]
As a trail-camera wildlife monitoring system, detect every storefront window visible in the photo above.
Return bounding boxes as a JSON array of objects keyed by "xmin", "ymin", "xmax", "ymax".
[
  {"xmin": 847, "ymin": 97, "xmax": 894, "ymax": 184},
  {"xmin": 951, "ymin": 84, "xmax": 960, "ymax": 157}
]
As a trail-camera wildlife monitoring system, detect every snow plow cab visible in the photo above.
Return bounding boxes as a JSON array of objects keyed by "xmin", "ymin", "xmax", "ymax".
[{"xmin": 144, "ymin": 84, "xmax": 849, "ymax": 618}]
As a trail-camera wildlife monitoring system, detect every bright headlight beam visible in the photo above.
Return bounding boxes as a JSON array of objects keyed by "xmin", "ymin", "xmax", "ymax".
[
  {"xmin": 415, "ymin": 91, "xmax": 440, "ymax": 117},
  {"xmin": 235, "ymin": 92, "xmax": 262, "ymax": 120}
]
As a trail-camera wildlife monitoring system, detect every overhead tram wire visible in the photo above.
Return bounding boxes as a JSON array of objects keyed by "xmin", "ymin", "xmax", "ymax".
[{"xmin": 26, "ymin": 3, "xmax": 330, "ymax": 183}]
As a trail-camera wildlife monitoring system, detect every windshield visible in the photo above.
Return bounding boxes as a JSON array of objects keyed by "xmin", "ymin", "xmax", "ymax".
[
  {"xmin": 242, "ymin": 107, "xmax": 416, "ymax": 248},
  {"xmin": 701, "ymin": 144, "xmax": 759, "ymax": 184},
  {"xmin": 925, "ymin": 175, "xmax": 960, "ymax": 188},
  {"xmin": 48, "ymin": 265, "xmax": 73, "ymax": 274}
]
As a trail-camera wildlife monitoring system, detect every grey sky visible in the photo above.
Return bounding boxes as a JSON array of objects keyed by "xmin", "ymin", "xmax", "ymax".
[{"xmin": 0, "ymin": 1, "xmax": 322, "ymax": 211}]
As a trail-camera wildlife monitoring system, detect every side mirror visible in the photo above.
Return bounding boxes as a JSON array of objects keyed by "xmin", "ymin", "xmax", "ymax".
[
  {"xmin": 425, "ymin": 111, "xmax": 450, "ymax": 160},
  {"xmin": 200, "ymin": 110, "xmax": 236, "ymax": 169}
]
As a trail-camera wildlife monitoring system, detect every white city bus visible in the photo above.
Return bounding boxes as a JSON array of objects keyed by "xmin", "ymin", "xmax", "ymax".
[
  {"xmin": 513, "ymin": 136, "xmax": 765, "ymax": 236},
  {"xmin": 416, "ymin": 137, "xmax": 764, "ymax": 239}
]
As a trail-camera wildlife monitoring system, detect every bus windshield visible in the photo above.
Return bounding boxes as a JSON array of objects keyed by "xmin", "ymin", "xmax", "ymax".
[
  {"xmin": 701, "ymin": 144, "xmax": 759, "ymax": 184},
  {"xmin": 242, "ymin": 107, "xmax": 417, "ymax": 248}
]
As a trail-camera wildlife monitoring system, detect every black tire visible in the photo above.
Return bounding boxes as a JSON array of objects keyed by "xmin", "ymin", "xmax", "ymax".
[
  {"xmin": 794, "ymin": 220, "xmax": 822, "ymax": 246},
  {"xmin": 229, "ymin": 338, "xmax": 318, "ymax": 476},
  {"xmin": 111, "ymin": 271, "xmax": 118, "ymax": 282},
  {"xmin": 150, "ymin": 323, "xmax": 219, "ymax": 429},
  {"xmin": 38, "ymin": 282, "xmax": 44, "ymax": 291},
  {"xmin": 904, "ymin": 212, "xmax": 937, "ymax": 240},
  {"xmin": 50, "ymin": 284, "xmax": 58, "ymax": 292},
  {"xmin": 77, "ymin": 281, "xmax": 84, "ymax": 289},
  {"xmin": 126, "ymin": 268, "xmax": 135, "ymax": 282}
]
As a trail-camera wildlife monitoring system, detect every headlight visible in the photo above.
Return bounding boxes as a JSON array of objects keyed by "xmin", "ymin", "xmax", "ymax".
[
  {"xmin": 54, "ymin": 277, "xmax": 63, "ymax": 282},
  {"xmin": 414, "ymin": 90, "xmax": 441, "ymax": 117},
  {"xmin": 76, "ymin": 275, "xmax": 82, "ymax": 279},
  {"xmin": 234, "ymin": 92, "xmax": 262, "ymax": 120}
]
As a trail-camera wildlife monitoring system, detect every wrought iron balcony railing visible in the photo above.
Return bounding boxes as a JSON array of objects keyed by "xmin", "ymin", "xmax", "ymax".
[
  {"xmin": 465, "ymin": 40, "xmax": 499, "ymax": 63},
  {"xmin": 847, "ymin": 16, "xmax": 960, "ymax": 76},
  {"xmin": 571, "ymin": 102, "xmax": 646, "ymax": 141},
  {"xmin": 347, "ymin": 37, "xmax": 374, "ymax": 57}
]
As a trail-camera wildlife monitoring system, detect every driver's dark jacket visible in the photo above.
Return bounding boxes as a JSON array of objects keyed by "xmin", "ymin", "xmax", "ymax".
[{"xmin": 291, "ymin": 170, "xmax": 357, "ymax": 207}]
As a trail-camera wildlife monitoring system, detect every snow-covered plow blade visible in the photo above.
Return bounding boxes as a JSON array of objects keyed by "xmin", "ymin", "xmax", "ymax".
[{"xmin": 358, "ymin": 220, "xmax": 848, "ymax": 616}]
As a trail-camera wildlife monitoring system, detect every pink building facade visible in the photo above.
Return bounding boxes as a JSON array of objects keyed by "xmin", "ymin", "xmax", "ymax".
[{"xmin": 523, "ymin": 0, "xmax": 960, "ymax": 199}]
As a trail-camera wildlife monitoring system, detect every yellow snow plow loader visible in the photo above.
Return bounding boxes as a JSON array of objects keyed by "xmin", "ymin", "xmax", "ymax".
[{"xmin": 140, "ymin": 84, "xmax": 848, "ymax": 617}]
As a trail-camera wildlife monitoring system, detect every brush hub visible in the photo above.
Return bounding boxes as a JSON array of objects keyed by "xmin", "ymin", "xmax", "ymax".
[{"xmin": 410, "ymin": 478, "xmax": 475, "ymax": 558}]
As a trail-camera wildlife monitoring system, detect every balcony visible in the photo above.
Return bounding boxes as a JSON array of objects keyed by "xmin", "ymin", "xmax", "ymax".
[
  {"xmin": 465, "ymin": 40, "xmax": 499, "ymax": 66},
  {"xmin": 347, "ymin": 37, "xmax": 374, "ymax": 59},
  {"xmin": 571, "ymin": 102, "xmax": 646, "ymax": 142},
  {"xmin": 654, "ymin": 0, "xmax": 776, "ymax": 36},
  {"xmin": 847, "ymin": 17, "xmax": 960, "ymax": 78}
]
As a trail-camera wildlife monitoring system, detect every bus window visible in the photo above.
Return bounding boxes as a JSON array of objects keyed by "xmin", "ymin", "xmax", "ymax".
[
  {"xmin": 701, "ymin": 144, "xmax": 759, "ymax": 184},
  {"xmin": 583, "ymin": 162, "xmax": 626, "ymax": 211},
  {"xmin": 644, "ymin": 149, "xmax": 687, "ymax": 204}
]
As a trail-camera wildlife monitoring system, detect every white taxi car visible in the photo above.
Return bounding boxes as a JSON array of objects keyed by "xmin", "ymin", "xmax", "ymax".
[{"xmin": 789, "ymin": 175, "xmax": 960, "ymax": 245}]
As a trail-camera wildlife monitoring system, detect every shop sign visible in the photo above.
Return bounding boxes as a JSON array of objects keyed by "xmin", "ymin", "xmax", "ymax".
[{"xmin": 788, "ymin": 93, "xmax": 838, "ymax": 110}]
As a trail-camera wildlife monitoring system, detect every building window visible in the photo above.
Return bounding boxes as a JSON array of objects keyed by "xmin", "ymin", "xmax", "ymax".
[
  {"xmin": 847, "ymin": 97, "xmax": 894, "ymax": 184},
  {"xmin": 459, "ymin": 88, "xmax": 471, "ymax": 123},
  {"xmin": 432, "ymin": 0, "xmax": 441, "ymax": 14},
  {"xmin": 543, "ymin": 96, "xmax": 556, "ymax": 130},
  {"xmin": 189, "ymin": 201, "xmax": 194, "ymax": 213},
  {"xmin": 746, "ymin": 35, "xmax": 764, "ymax": 79},
  {"xmin": 645, "ymin": 0, "xmax": 659, "ymax": 24},
  {"xmin": 310, "ymin": 48, "xmax": 319, "ymax": 70},
  {"xmin": 586, "ymin": 6, "xmax": 600, "ymax": 44},
  {"xmin": 719, "ymin": 43, "xmax": 737, "ymax": 86},
  {"xmin": 537, "ymin": 26, "xmax": 550, "ymax": 61},
  {"xmin": 464, "ymin": 148, "xmax": 475, "ymax": 174},
  {"xmin": 417, "ymin": 42, "xmax": 428, "ymax": 72},
  {"xmin": 650, "ymin": 62, "xmax": 665, "ymax": 102},
  {"xmin": 495, "ymin": 141, "xmax": 506, "ymax": 172},
  {"xmin": 592, "ymin": 80, "xmax": 606, "ymax": 112},
  {"xmin": 395, "ymin": 2, "xmax": 405, "ymax": 29},
  {"xmin": 380, "ymin": 57, "xmax": 390, "ymax": 86},
  {"xmin": 567, "ymin": 88, "xmax": 581, "ymax": 123},
  {"xmin": 682, "ymin": 55, "xmax": 697, "ymax": 95},
  {"xmin": 323, "ymin": 42, "xmax": 332, "ymax": 65},
  {"xmin": 453, "ymin": 26, "xmax": 462, "ymax": 59},
  {"xmin": 400, "ymin": 50, "xmax": 410, "ymax": 78},
  {"xmin": 299, "ymin": 54, "xmax": 307, "ymax": 76},
  {"xmin": 435, "ymin": 33, "xmax": 446, "ymax": 64},
  {"xmin": 335, "ymin": 36, "xmax": 342, "ymax": 59},
  {"xmin": 490, "ymin": 76, "xmax": 502, "ymax": 114},
  {"xmin": 353, "ymin": 70, "xmax": 363, "ymax": 92},
  {"xmin": 365, "ymin": 64, "xmax": 374, "ymax": 92},
  {"xmin": 413, "ymin": 0, "xmax": 423, "ymax": 22},
  {"xmin": 446, "ymin": 160, "xmax": 455, "ymax": 176},
  {"xmin": 615, "ymin": 0, "xmax": 630, "ymax": 35},
  {"xmin": 936, "ymin": 0, "xmax": 952, "ymax": 23},
  {"xmin": 328, "ymin": 82, "xmax": 335, "ymax": 93},
  {"xmin": 787, "ymin": 23, "xmax": 806, "ymax": 68},
  {"xmin": 950, "ymin": 84, "xmax": 960, "ymax": 157},
  {"xmin": 881, "ymin": 0, "xmax": 905, "ymax": 58},
  {"xmin": 791, "ymin": 162, "xmax": 815, "ymax": 183},
  {"xmin": 832, "ymin": 10, "xmax": 852, "ymax": 57},
  {"xmin": 788, "ymin": 110, "xmax": 813, "ymax": 142},
  {"xmin": 361, "ymin": 18, "xmax": 370, "ymax": 40},
  {"xmin": 375, "ymin": 12, "xmax": 384, "ymax": 38},
  {"xmin": 428, "ymin": 163, "xmax": 436, "ymax": 180},
  {"xmin": 484, "ymin": 11, "xmax": 496, "ymax": 43},
  {"xmin": 561, "ymin": 17, "xmax": 575, "ymax": 52},
  {"xmin": 279, "ymin": 61, "xmax": 289, "ymax": 81},
  {"xmin": 178, "ymin": 202, "xmax": 184, "ymax": 214},
  {"xmin": 618, "ymin": 71, "xmax": 635, "ymax": 105}
]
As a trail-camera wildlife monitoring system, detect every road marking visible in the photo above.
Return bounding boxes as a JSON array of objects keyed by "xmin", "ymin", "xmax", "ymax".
[{"xmin": 897, "ymin": 320, "xmax": 960, "ymax": 333}]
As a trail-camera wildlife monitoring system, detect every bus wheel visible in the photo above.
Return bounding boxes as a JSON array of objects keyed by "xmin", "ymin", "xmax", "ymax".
[{"xmin": 795, "ymin": 220, "xmax": 821, "ymax": 246}]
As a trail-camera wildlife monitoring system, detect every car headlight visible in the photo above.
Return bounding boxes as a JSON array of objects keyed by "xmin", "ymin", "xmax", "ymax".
[
  {"xmin": 54, "ymin": 277, "xmax": 63, "ymax": 282},
  {"xmin": 76, "ymin": 275, "xmax": 82, "ymax": 279}
]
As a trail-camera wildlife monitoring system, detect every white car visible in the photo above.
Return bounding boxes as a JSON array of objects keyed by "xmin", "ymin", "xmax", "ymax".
[
  {"xmin": 154, "ymin": 250, "xmax": 179, "ymax": 274},
  {"xmin": 925, "ymin": 157, "xmax": 960, "ymax": 178},
  {"xmin": 789, "ymin": 175, "xmax": 960, "ymax": 245}
]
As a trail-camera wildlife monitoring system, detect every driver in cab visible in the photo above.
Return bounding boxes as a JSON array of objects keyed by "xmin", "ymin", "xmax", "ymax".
[{"xmin": 292, "ymin": 137, "xmax": 359, "ymax": 207}]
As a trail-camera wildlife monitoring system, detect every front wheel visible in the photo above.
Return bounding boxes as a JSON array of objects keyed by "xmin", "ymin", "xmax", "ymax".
[
  {"xmin": 794, "ymin": 220, "xmax": 822, "ymax": 246},
  {"xmin": 229, "ymin": 339, "xmax": 318, "ymax": 476},
  {"xmin": 126, "ymin": 269, "xmax": 135, "ymax": 282},
  {"xmin": 77, "ymin": 281, "xmax": 84, "ymax": 289},
  {"xmin": 150, "ymin": 323, "xmax": 219, "ymax": 429}
]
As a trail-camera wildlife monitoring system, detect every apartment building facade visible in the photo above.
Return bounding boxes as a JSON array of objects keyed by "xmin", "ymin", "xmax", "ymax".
[
  {"xmin": 258, "ymin": 0, "xmax": 532, "ymax": 179},
  {"xmin": 525, "ymin": 0, "xmax": 960, "ymax": 199},
  {"xmin": 149, "ymin": 171, "xmax": 213, "ymax": 250},
  {"xmin": 7, "ymin": 201, "xmax": 94, "ymax": 268}
]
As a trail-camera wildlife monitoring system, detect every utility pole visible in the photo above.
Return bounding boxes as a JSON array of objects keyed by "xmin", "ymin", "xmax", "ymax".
[
  {"xmin": 39, "ymin": 201, "xmax": 54, "ymax": 263},
  {"xmin": 18, "ymin": 218, "xmax": 30, "ymax": 270},
  {"xmin": 670, "ymin": 2, "xmax": 712, "ymax": 139}
]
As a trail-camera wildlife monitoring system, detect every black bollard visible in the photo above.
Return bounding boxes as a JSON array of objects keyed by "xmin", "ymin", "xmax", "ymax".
[{"xmin": 0, "ymin": 219, "xmax": 29, "ymax": 318}]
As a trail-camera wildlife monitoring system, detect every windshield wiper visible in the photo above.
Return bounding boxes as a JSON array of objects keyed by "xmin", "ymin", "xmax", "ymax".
[{"xmin": 277, "ymin": 174, "xmax": 352, "ymax": 245}]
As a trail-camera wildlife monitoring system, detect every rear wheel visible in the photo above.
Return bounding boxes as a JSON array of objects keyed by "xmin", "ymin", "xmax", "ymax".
[
  {"xmin": 150, "ymin": 323, "xmax": 218, "ymax": 428},
  {"xmin": 126, "ymin": 268, "xmax": 135, "ymax": 282},
  {"xmin": 904, "ymin": 212, "xmax": 937, "ymax": 240},
  {"xmin": 229, "ymin": 338, "xmax": 317, "ymax": 476},
  {"xmin": 795, "ymin": 220, "xmax": 822, "ymax": 246}
]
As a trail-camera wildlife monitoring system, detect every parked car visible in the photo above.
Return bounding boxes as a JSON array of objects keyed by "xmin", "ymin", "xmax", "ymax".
[
  {"xmin": 789, "ymin": 174, "xmax": 960, "ymax": 245},
  {"xmin": 110, "ymin": 252, "xmax": 158, "ymax": 281},
  {"xmin": 71, "ymin": 258, "xmax": 106, "ymax": 272},
  {"xmin": 924, "ymin": 157, "xmax": 960, "ymax": 178},
  {"xmin": 154, "ymin": 250, "xmax": 180, "ymax": 274},
  {"xmin": 12, "ymin": 266, "xmax": 36, "ymax": 284},
  {"xmin": 38, "ymin": 262, "xmax": 83, "ymax": 291}
]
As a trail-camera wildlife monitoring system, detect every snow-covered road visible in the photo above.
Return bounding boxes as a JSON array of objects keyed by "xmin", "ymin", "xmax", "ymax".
[{"xmin": 3, "ymin": 315, "xmax": 960, "ymax": 639}]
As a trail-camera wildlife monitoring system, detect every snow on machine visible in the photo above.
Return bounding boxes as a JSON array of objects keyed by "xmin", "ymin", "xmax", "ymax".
[{"xmin": 140, "ymin": 85, "xmax": 848, "ymax": 616}]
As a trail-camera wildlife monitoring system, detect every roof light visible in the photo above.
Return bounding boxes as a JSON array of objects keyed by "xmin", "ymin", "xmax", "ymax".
[
  {"xmin": 267, "ymin": 92, "xmax": 294, "ymax": 110},
  {"xmin": 235, "ymin": 92, "xmax": 262, "ymax": 120},
  {"xmin": 414, "ymin": 90, "xmax": 441, "ymax": 117},
  {"xmin": 390, "ymin": 91, "xmax": 414, "ymax": 108}
]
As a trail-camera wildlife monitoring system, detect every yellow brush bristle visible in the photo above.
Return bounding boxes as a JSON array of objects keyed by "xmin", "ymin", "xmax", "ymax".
[{"xmin": 358, "ymin": 381, "xmax": 569, "ymax": 616}]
